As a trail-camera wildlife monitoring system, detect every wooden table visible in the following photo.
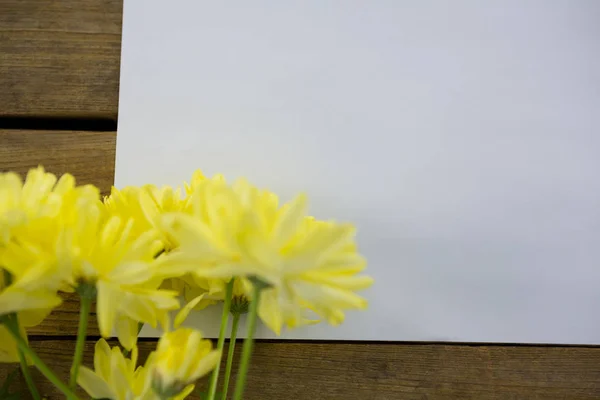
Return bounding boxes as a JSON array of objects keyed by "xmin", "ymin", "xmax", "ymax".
[{"xmin": 1, "ymin": 1, "xmax": 599, "ymax": 398}]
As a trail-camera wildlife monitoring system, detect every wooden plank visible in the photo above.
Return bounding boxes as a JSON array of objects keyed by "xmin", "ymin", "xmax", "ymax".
[
  {"xmin": 0, "ymin": 340, "xmax": 597, "ymax": 399},
  {"xmin": 0, "ymin": 129, "xmax": 116, "ymax": 195},
  {"xmin": 0, "ymin": 0, "xmax": 122, "ymax": 118}
]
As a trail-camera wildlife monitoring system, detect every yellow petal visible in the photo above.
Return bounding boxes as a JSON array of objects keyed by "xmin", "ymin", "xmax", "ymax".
[
  {"xmin": 304, "ymin": 272, "xmax": 374, "ymax": 291},
  {"xmin": 109, "ymin": 347, "xmax": 130, "ymax": 399},
  {"xmin": 293, "ymin": 281, "xmax": 368, "ymax": 310},
  {"xmin": 272, "ymin": 193, "xmax": 307, "ymax": 247},
  {"xmin": 100, "ymin": 216, "xmax": 123, "ymax": 249},
  {"xmin": 157, "ymin": 310, "xmax": 171, "ymax": 333},
  {"xmin": 188, "ymin": 349, "xmax": 221, "ymax": 381},
  {"xmin": 173, "ymin": 384, "xmax": 196, "ymax": 400},
  {"xmin": 152, "ymin": 251, "xmax": 203, "ymax": 279},
  {"xmin": 258, "ymin": 289, "xmax": 283, "ymax": 335},
  {"xmin": 174, "ymin": 294, "xmax": 205, "ymax": 328},
  {"xmin": 121, "ymin": 294, "xmax": 157, "ymax": 327},
  {"xmin": 109, "ymin": 261, "xmax": 153, "ymax": 285},
  {"xmin": 18, "ymin": 307, "xmax": 54, "ymax": 328},
  {"xmin": 53, "ymin": 173, "xmax": 75, "ymax": 195},
  {"xmin": 116, "ymin": 317, "xmax": 139, "ymax": 351},
  {"xmin": 93, "ymin": 339, "xmax": 112, "ymax": 381},
  {"xmin": 0, "ymin": 289, "xmax": 61, "ymax": 316},
  {"xmin": 96, "ymin": 280, "xmax": 119, "ymax": 338},
  {"xmin": 77, "ymin": 366, "xmax": 115, "ymax": 399}
]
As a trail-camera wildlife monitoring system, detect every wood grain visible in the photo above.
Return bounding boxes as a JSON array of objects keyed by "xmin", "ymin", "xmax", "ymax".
[
  {"xmin": 0, "ymin": 0, "xmax": 122, "ymax": 118},
  {"xmin": 0, "ymin": 340, "xmax": 597, "ymax": 400},
  {"xmin": 0, "ymin": 129, "xmax": 116, "ymax": 195}
]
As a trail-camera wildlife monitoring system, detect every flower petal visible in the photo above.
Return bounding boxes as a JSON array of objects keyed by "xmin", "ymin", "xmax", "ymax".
[
  {"xmin": 258, "ymin": 289, "xmax": 284, "ymax": 335},
  {"xmin": 116, "ymin": 316, "xmax": 139, "ymax": 351},
  {"xmin": 108, "ymin": 261, "xmax": 153, "ymax": 285},
  {"xmin": 96, "ymin": 280, "xmax": 119, "ymax": 338},
  {"xmin": 188, "ymin": 349, "xmax": 221, "ymax": 381},
  {"xmin": 93, "ymin": 339, "xmax": 112, "ymax": 381},
  {"xmin": 77, "ymin": 366, "xmax": 115, "ymax": 399},
  {"xmin": 272, "ymin": 193, "xmax": 307, "ymax": 247},
  {"xmin": 0, "ymin": 288, "xmax": 61, "ymax": 315},
  {"xmin": 174, "ymin": 294, "xmax": 205, "ymax": 328}
]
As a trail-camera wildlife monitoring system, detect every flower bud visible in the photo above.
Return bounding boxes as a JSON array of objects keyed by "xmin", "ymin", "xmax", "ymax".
[{"xmin": 151, "ymin": 328, "xmax": 220, "ymax": 396}]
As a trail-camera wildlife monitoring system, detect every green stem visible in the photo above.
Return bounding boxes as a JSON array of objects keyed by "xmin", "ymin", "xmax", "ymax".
[
  {"xmin": 2, "ymin": 317, "xmax": 80, "ymax": 400},
  {"xmin": 17, "ymin": 345, "xmax": 41, "ymax": 400},
  {"xmin": 207, "ymin": 279, "xmax": 234, "ymax": 400},
  {"xmin": 232, "ymin": 285, "xmax": 261, "ymax": 400},
  {"xmin": 1, "ymin": 271, "xmax": 41, "ymax": 400},
  {"xmin": 70, "ymin": 294, "xmax": 92, "ymax": 390},
  {"xmin": 220, "ymin": 312, "xmax": 240, "ymax": 400},
  {"xmin": 5, "ymin": 315, "xmax": 41, "ymax": 400}
]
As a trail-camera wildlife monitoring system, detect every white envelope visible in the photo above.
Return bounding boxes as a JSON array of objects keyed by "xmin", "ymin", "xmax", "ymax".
[{"xmin": 116, "ymin": 0, "xmax": 600, "ymax": 343}]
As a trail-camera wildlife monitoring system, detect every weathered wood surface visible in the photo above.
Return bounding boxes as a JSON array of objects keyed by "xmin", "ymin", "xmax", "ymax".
[
  {"xmin": 0, "ymin": 129, "xmax": 116, "ymax": 196},
  {"xmin": 2, "ymin": 340, "xmax": 599, "ymax": 400},
  {"xmin": 0, "ymin": 0, "xmax": 121, "ymax": 118}
]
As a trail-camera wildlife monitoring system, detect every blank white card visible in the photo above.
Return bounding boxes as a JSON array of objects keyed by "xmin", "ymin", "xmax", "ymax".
[{"xmin": 117, "ymin": 1, "xmax": 600, "ymax": 343}]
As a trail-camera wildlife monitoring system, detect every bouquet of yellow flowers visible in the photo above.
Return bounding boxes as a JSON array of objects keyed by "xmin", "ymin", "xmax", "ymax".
[{"xmin": 0, "ymin": 167, "xmax": 373, "ymax": 400}]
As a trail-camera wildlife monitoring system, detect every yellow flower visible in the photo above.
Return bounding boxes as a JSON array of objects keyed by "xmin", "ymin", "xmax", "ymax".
[
  {"xmin": 157, "ymin": 177, "xmax": 372, "ymax": 334},
  {"xmin": 56, "ymin": 205, "xmax": 180, "ymax": 347},
  {"xmin": 154, "ymin": 178, "xmax": 270, "ymax": 279},
  {"xmin": 78, "ymin": 339, "xmax": 193, "ymax": 400},
  {"xmin": 104, "ymin": 184, "xmax": 186, "ymax": 252},
  {"xmin": 0, "ymin": 167, "xmax": 99, "ymax": 317},
  {"xmin": 248, "ymin": 215, "xmax": 373, "ymax": 334},
  {"xmin": 232, "ymin": 191, "xmax": 372, "ymax": 333},
  {"xmin": 0, "ymin": 167, "xmax": 103, "ymax": 362},
  {"xmin": 1, "ymin": 167, "xmax": 63, "ymax": 244},
  {"xmin": 152, "ymin": 328, "xmax": 220, "ymax": 397}
]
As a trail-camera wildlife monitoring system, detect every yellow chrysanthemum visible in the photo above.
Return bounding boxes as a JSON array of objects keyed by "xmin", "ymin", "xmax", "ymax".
[
  {"xmin": 152, "ymin": 328, "xmax": 220, "ymax": 397},
  {"xmin": 0, "ymin": 167, "xmax": 80, "ymax": 245},
  {"xmin": 154, "ymin": 178, "xmax": 273, "ymax": 278},
  {"xmin": 0, "ymin": 167, "xmax": 102, "ymax": 361},
  {"xmin": 157, "ymin": 178, "xmax": 372, "ymax": 334},
  {"xmin": 104, "ymin": 184, "xmax": 186, "ymax": 252},
  {"xmin": 0, "ymin": 168, "xmax": 99, "ymax": 311},
  {"xmin": 246, "ymin": 214, "xmax": 373, "ymax": 334},
  {"xmin": 56, "ymin": 204, "xmax": 180, "ymax": 347},
  {"xmin": 78, "ymin": 339, "xmax": 193, "ymax": 400}
]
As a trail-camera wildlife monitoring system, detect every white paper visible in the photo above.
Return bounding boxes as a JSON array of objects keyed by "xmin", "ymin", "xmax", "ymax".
[{"xmin": 117, "ymin": 0, "xmax": 600, "ymax": 344}]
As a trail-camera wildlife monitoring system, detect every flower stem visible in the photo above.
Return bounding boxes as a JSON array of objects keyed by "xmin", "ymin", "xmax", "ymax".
[
  {"xmin": 5, "ymin": 314, "xmax": 41, "ymax": 400},
  {"xmin": 220, "ymin": 311, "xmax": 240, "ymax": 400},
  {"xmin": 16, "ymin": 344, "xmax": 41, "ymax": 400},
  {"xmin": 2, "ymin": 317, "xmax": 80, "ymax": 400},
  {"xmin": 1, "ymin": 272, "xmax": 41, "ymax": 400},
  {"xmin": 232, "ymin": 285, "xmax": 262, "ymax": 400},
  {"xmin": 70, "ymin": 293, "xmax": 92, "ymax": 390},
  {"xmin": 207, "ymin": 279, "xmax": 234, "ymax": 400}
]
